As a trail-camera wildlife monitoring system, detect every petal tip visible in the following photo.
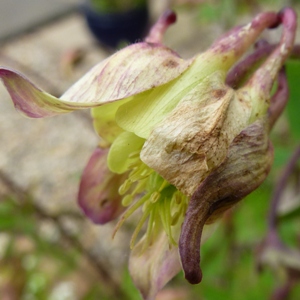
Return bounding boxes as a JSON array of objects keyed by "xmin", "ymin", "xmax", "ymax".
[{"xmin": 78, "ymin": 147, "xmax": 125, "ymax": 225}]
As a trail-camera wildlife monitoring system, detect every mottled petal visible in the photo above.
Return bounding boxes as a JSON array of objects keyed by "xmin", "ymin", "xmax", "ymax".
[
  {"xmin": 179, "ymin": 119, "xmax": 273, "ymax": 284},
  {"xmin": 78, "ymin": 147, "xmax": 126, "ymax": 224},
  {"xmin": 61, "ymin": 43, "xmax": 193, "ymax": 104},
  {"xmin": 129, "ymin": 231, "xmax": 181, "ymax": 300},
  {"xmin": 0, "ymin": 44, "xmax": 192, "ymax": 118},
  {"xmin": 0, "ymin": 68, "xmax": 95, "ymax": 118}
]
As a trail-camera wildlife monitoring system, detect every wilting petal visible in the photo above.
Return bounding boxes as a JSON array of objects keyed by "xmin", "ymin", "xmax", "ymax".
[
  {"xmin": 0, "ymin": 68, "xmax": 94, "ymax": 118},
  {"xmin": 78, "ymin": 147, "xmax": 126, "ymax": 224},
  {"xmin": 140, "ymin": 9, "xmax": 296, "ymax": 197},
  {"xmin": 141, "ymin": 71, "xmax": 252, "ymax": 196},
  {"xmin": 114, "ymin": 12, "xmax": 279, "ymax": 140},
  {"xmin": 0, "ymin": 44, "xmax": 192, "ymax": 118},
  {"xmin": 179, "ymin": 119, "xmax": 273, "ymax": 284},
  {"xmin": 61, "ymin": 43, "xmax": 193, "ymax": 104},
  {"xmin": 129, "ymin": 231, "xmax": 181, "ymax": 300}
]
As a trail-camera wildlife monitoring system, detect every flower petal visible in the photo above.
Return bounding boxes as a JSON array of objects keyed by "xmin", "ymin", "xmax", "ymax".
[
  {"xmin": 61, "ymin": 43, "xmax": 192, "ymax": 105},
  {"xmin": 115, "ymin": 52, "xmax": 230, "ymax": 139},
  {"xmin": 0, "ymin": 43, "xmax": 192, "ymax": 118},
  {"xmin": 91, "ymin": 100, "xmax": 127, "ymax": 144},
  {"xmin": 129, "ymin": 231, "xmax": 181, "ymax": 300},
  {"xmin": 141, "ymin": 71, "xmax": 252, "ymax": 196},
  {"xmin": 78, "ymin": 147, "xmax": 126, "ymax": 224},
  {"xmin": 179, "ymin": 119, "xmax": 273, "ymax": 284},
  {"xmin": 107, "ymin": 131, "xmax": 145, "ymax": 174},
  {"xmin": 0, "ymin": 68, "xmax": 95, "ymax": 118}
]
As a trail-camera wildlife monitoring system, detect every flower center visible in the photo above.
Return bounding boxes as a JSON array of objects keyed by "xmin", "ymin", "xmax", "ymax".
[{"xmin": 113, "ymin": 149, "xmax": 188, "ymax": 250}]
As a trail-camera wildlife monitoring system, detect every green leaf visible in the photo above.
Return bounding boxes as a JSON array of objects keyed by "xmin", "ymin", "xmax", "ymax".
[
  {"xmin": 121, "ymin": 270, "xmax": 143, "ymax": 300},
  {"xmin": 286, "ymin": 60, "xmax": 300, "ymax": 139}
]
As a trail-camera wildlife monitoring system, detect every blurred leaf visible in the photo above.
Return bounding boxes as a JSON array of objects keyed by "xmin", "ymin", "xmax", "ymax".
[
  {"xmin": 273, "ymin": 146, "xmax": 294, "ymax": 170},
  {"xmin": 233, "ymin": 183, "xmax": 272, "ymax": 245},
  {"xmin": 197, "ymin": 3, "xmax": 220, "ymax": 22},
  {"xmin": 286, "ymin": 60, "xmax": 300, "ymax": 140},
  {"xmin": 121, "ymin": 270, "xmax": 142, "ymax": 300}
]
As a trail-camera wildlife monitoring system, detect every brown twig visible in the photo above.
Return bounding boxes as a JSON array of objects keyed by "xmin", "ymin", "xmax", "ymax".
[{"xmin": 0, "ymin": 170, "xmax": 129, "ymax": 300}]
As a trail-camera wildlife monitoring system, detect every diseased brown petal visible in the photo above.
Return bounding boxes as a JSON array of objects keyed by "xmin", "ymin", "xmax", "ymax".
[
  {"xmin": 78, "ymin": 147, "xmax": 126, "ymax": 224},
  {"xmin": 140, "ymin": 73, "xmax": 233, "ymax": 197},
  {"xmin": 179, "ymin": 119, "xmax": 273, "ymax": 284},
  {"xmin": 141, "ymin": 71, "xmax": 250, "ymax": 196}
]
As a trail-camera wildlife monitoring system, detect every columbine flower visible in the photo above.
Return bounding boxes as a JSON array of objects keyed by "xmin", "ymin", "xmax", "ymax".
[{"xmin": 0, "ymin": 8, "xmax": 296, "ymax": 300}]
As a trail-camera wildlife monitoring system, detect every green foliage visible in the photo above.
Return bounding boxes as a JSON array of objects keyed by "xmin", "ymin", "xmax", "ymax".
[
  {"xmin": 90, "ymin": 0, "xmax": 146, "ymax": 13},
  {"xmin": 286, "ymin": 60, "xmax": 300, "ymax": 140},
  {"xmin": 121, "ymin": 270, "xmax": 143, "ymax": 300}
]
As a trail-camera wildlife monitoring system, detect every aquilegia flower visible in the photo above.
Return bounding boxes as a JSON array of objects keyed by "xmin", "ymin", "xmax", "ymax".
[{"xmin": 0, "ymin": 8, "xmax": 297, "ymax": 300}]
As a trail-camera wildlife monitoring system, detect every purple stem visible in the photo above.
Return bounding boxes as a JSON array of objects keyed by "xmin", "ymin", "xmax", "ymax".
[{"xmin": 268, "ymin": 67, "xmax": 289, "ymax": 129}]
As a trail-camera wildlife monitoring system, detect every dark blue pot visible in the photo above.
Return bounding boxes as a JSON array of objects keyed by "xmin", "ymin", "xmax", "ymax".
[{"xmin": 82, "ymin": 3, "xmax": 149, "ymax": 48}]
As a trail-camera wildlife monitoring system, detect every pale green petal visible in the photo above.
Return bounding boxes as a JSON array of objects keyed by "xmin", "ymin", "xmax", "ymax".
[
  {"xmin": 107, "ymin": 131, "xmax": 145, "ymax": 174},
  {"xmin": 115, "ymin": 82, "xmax": 182, "ymax": 139},
  {"xmin": 91, "ymin": 99, "xmax": 129, "ymax": 143}
]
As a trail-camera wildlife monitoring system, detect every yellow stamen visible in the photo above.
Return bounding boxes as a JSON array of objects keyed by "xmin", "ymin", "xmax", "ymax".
[{"xmin": 113, "ymin": 148, "xmax": 189, "ymax": 248}]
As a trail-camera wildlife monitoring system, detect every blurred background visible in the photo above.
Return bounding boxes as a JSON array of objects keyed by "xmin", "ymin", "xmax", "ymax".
[{"xmin": 1, "ymin": 0, "xmax": 300, "ymax": 299}]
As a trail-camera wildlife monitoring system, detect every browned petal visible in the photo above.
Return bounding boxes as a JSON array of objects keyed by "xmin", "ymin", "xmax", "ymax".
[{"xmin": 179, "ymin": 119, "xmax": 274, "ymax": 284}]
